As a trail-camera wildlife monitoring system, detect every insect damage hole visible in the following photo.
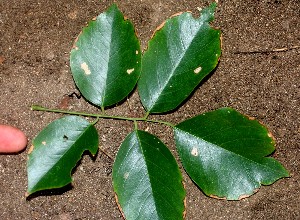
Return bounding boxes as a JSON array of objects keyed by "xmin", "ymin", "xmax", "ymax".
[
  {"xmin": 194, "ymin": 66, "xmax": 202, "ymax": 74},
  {"xmin": 191, "ymin": 147, "xmax": 198, "ymax": 156},
  {"xmin": 81, "ymin": 62, "xmax": 91, "ymax": 75},
  {"xmin": 63, "ymin": 135, "xmax": 68, "ymax": 141},
  {"xmin": 127, "ymin": 68, "xmax": 134, "ymax": 74}
]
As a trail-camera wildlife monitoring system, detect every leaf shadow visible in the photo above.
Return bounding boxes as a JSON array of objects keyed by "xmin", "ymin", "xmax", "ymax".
[{"xmin": 26, "ymin": 184, "xmax": 74, "ymax": 201}]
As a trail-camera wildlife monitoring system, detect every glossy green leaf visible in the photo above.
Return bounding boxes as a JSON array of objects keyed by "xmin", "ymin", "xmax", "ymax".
[
  {"xmin": 27, "ymin": 116, "xmax": 99, "ymax": 195},
  {"xmin": 174, "ymin": 107, "xmax": 289, "ymax": 200},
  {"xmin": 70, "ymin": 4, "xmax": 141, "ymax": 108},
  {"xmin": 138, "ymin": 3, "xmax": 221, "ymax": 113},
  {"xmin": 113, "ymin": 130, "xmax": 185, "ymax": 220}
]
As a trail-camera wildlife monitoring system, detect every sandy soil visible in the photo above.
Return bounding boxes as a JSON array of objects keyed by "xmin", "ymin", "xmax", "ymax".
[{"xmin": 0, "ymin": 0, "xmax": 299, "ymax": 219}]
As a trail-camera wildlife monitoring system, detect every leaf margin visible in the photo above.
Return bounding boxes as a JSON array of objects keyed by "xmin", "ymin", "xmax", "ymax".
[
  {"xmin": 112, "ymin": 129, "xmax": 186, "ymax": 219},
  {"xmin": 174, "ymin": 107, "xmax": 289, "ymax": 200},
  {"xmin": 27, "ymin": 115, "xmax": 99, "ymax": 195}
]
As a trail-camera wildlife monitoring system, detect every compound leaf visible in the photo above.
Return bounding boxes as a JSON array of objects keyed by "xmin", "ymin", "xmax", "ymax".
[
  {"xmin": 27, "ymin": 116, "xmax": 99, "ymax": 195},
  {"xmin": 70, "ymin": 4, "xmax": 141, "ymax": 108},
  {"xmin": 174, "ymin": 107, "xmax": 289, "ymax": 200},
  {"xmin": 113, "ymin": 130, "xmax": 185, "ymax": 220},
  {"xmin": 138, "ymin": 3, "xmax": 221, "ymax": 113}
]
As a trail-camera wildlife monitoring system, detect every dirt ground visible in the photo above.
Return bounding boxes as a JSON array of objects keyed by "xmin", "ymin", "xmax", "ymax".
[{"xmin": 0, "ymin": 0, "xmax": 299, "ymax": 219}]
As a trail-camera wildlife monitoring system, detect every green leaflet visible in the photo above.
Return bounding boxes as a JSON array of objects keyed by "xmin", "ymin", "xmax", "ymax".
[
  {"xmin": 28, "ymin": 3, "xmax": 290, "ymax": 218},
  {"xmin": 174, "ymin": 107, "xmax": 289, "ymax": 200},
  {"xmin": 27, "ymin": 116, "xmax": 99, "ymax": 195},
  {"xmin": 70, "ymin": 4, "xmax": 141, "ymax": 108},
  {"xmin": 113, "ymin": 130, "xmax": 185, "ymax": 220},
  {"xmin": 138, "ymin": 3, "xmax": 221, "ymax": 113}
]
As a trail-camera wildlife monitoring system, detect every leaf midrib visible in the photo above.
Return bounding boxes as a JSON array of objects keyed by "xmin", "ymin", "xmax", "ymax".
[
  {"xmin": 134, "ymin": 131, "xmax": 160, "ymax": 219},
  {"xmin": 99, "ymin": 11, "xmax": 115, "ymax": 106},
  {"xmin": 134, "ymin": 131, "xmax": 184, "ymax": 219},
  {"xmin": 148, "ymin": 17, "xmax": 214, "ymax": 111}
]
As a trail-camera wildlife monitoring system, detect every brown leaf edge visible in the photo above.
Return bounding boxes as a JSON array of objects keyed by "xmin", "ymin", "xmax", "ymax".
[
  {"xmin": 115, "ymin": 193, "xmax": 126, "ymax": 219},
  {"xmin": 207, "ymin": 111, "xmax": 289, "ymax": 201},
  {"xmin": 209, "ymin": 188, "xmax": 260, "ymax": 201},
  {"xmin": 144, "ymin": 3, "xmax": 221, "ymax": 53},
  {"xmin": 245, "ymin": 114, "xmax": 276, "ymax": 145},
  {"xmin": 114, "ymin": 180, "xmax": 187, "ymax": 219}
]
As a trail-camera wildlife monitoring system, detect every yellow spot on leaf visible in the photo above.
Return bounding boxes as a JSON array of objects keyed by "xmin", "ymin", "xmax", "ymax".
[
  {"xmin": 81, "ymin": 62, "xmax": 91, "ymax": 75},
  {"xmin": 124, "ymin": 172, "xmax": 129, "ymax": 179},
  {"xmin": 194, "ymin": 66, "xmax": 202, "ymax": 74},
  {"xmin": 136, "ymin": 50, "xmax": 139, "ymax": 55},
  {"xmin": 127, "ymin": 68, "xmax": 134, "ymax": 74},
  {"xmin": 191, "ymin": 147, "xmax": 198, "ymax": 156},
  {"xmin": 42, "ymin": 141, "xmax": 46, "ymax": 145}
]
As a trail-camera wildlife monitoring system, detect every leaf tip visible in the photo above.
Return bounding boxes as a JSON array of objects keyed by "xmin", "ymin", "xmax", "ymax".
[{"xmin": 198, "ymin": 2, "xmax": 217, "ymax": 22}]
